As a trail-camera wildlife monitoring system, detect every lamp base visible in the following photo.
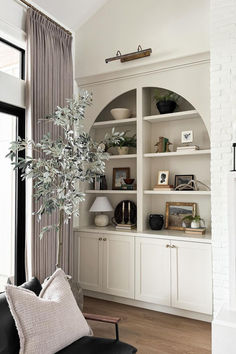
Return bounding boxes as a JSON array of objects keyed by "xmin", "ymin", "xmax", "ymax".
[{"xmin": 94, "ymin": 214, "xmax": 109, "ymax": 227}]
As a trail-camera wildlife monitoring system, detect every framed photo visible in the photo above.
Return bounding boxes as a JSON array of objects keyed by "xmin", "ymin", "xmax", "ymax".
[
  {"xmin": 112, "ymin": 167, "xmax": 130, "ymax": 189},
  {"xmin": 157, "ymin": 170, "xmax": 169, "ymax": 186},
  {"xmin": 175, "ymin": 175, "xmax": 194, "ymax": 190},
  {"xmin": 165, "ymin": 202, "xmax": 196, "ymax": 230},
  {"xmin": 181, "ymin": 130, "xmax": 193, "ymax": 144}
]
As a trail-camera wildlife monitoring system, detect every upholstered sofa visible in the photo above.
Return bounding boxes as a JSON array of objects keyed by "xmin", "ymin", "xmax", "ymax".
[{"xmin": 0, "ymin": 277, "xmax": 137, "ymax": 354}]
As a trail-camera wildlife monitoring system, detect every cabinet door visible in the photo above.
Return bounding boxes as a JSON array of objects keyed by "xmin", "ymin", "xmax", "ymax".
[
  {"xmin": 135, "ymin": 237, "xmax": 171, "ymax": 306},
  {"xmin": 78, "ymin": 232, "xmax": 103, "ymax": 292},
  {"xmin": 171, "ymin": 241, "xmax": 212, "ymax": 314},
  {"xmin": 102, "ymin": 234, "xmax": 134, "ymax": 298}
]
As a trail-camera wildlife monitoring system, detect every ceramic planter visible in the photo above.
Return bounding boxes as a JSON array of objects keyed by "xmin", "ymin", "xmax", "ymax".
[
  {"xmin": 191, "ymin": 220, "xmax": 200, "ymax": 229},
  {"xmin": 156, "ymin": 100, "xmax": 177, "ymax": 114},
  {"xmin": 117, "ymin": 146, "xmax": 129, "ymax": 155}
]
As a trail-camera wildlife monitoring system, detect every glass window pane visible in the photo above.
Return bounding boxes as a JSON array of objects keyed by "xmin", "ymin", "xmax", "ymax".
[
  {"xmin": 0, "ymin": 41, "xmax": 21, "ymax": 79},
  {"xmin": 0, "ymin": 113, "xmax": 16, "ymax": 291}
]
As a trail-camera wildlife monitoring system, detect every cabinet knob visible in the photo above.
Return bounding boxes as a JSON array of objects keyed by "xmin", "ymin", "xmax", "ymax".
[
  {"xmin": 99, "ymin": 237, "xmax": 102, "ymax": 241},
  {"xmin": 171, "ymin": 245, "xmax": 177, "ymax": 248},
  {"xmin": 166, "ymin": 244, "xmax": 170, "ymax": 248},
  {"xmin": 103, "ymin": 238, "xmax": 107, "ymax": 241}
]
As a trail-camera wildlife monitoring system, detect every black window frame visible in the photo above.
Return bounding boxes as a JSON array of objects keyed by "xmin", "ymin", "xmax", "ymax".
[{"xmin": 0, "ymin": 37, "xmax": 25, "ymax": 80}]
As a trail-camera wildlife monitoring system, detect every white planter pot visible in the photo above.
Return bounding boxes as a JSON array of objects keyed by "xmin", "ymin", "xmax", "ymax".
[
  {"xmin": 117, "ymin": 146, "xmax": 129, "ymax": 155},
  {"xmin": 191, "ymin": 220, "xmax": 200, "ymax": 229}
]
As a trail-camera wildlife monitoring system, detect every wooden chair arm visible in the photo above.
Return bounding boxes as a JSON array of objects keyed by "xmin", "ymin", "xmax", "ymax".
[{"xmin": 83, "ymin": 312, "xmax": 121, "ymax": 340}]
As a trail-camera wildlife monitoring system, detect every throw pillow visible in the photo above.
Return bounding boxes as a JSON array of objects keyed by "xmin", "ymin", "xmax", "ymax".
[{"xmin": 5, "ymin": 268, "xmax": 91, "ymax": 354}]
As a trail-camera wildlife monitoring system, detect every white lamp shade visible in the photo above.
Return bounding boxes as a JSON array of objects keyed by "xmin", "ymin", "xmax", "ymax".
[{"xmin": 89, "ymin": 197, "xmax": 113, "ymax": 212}]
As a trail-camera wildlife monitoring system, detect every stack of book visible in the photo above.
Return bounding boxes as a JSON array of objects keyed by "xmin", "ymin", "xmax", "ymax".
[
  {"xmin": 176, "ymin": 145, "xmax": 199, "ymax": 152},
  {"xmin": 153, "ymin": 184, "xmax": 174, "ymax": 191},
  {"xmin": 115, "ymin": 223, "xmax": 136, "ymax": 230},
  {"xmin": 184, "ymin": 227, "xmax": 206, "ymax": 235}
]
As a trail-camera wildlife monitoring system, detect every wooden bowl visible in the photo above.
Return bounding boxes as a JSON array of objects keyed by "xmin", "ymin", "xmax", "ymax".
[{"xmin": 124, "ymin": 178, "xmax": 135, "ymax": 185}]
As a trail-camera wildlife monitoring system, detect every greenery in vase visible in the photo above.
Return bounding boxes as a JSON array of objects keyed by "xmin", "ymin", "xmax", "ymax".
[
  {"xmin": 182, "ymin": 215, "xmax": 202, "ymax": 223},
  {"xmin": 153, "ymin": 90, "xmax": 180, "ymax": 104},
  {"xmin": 7, "ymin": 91, "xmax": 108, "ymax": 268},
  {"xmin": 103, "ymin": 128, "xmax": 136, "ymax": 149}
]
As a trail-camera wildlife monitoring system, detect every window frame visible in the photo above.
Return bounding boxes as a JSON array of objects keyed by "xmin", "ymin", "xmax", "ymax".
[{"xmin": 0, "ymin": 37, "xmax": 25, "ymax": 80}]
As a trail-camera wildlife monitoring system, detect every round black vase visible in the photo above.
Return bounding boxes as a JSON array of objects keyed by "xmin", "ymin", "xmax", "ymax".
[
  {"xmin": 156, "ymin": 100, "xmax": 177, "ymax": 114},
  {"xmin": 149, "ymin": 214, "xmax": 164, "ymax": 230}
]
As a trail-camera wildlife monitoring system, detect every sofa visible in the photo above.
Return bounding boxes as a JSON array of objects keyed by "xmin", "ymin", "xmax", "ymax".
[{"xmin": 0, "ymin": 277, "xmax": 137, "ymax": 354}]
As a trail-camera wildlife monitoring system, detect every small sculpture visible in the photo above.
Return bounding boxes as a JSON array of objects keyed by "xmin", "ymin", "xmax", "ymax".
[{"xmin": 154, "ymin": 136, "xmax": 172, "ymax": 153}]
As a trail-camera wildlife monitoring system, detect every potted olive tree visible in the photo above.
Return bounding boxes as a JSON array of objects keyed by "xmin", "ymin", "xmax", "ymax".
[{"xmin": 153, "ymin": 90, "xmax": 180, "ymax": 114}]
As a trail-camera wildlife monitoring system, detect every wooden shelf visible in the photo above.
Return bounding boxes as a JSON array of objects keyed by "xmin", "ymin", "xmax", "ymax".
[
  {"xmin": 86, "ymin": 190, "xmax": 137, "ymax": 195},
  {"xmin": 143, "ymin": 110, "xmax": 199, "ymax": 123},
  {"xmin": 93, "ymin": 117, "xmax": 137, "ymax": 128},
  {"xmin": 109, "ymin": 154, "xmax": 137, "ymax": 159},
  {"xmin": 144, "ymin": 190, "xmax": 211, "ymax": 195},
  {"xmin": 144, "ymin": 150, "xmax": 211, "ymax": 158}
]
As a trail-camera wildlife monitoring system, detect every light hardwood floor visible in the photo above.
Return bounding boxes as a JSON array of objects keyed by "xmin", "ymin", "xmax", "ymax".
[{"xmin": 84, "ymin": 296, "xmax": 211, "ymax": 354}]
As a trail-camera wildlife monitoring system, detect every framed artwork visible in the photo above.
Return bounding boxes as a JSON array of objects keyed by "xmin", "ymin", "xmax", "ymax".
[
  {"xmin": 181, "ymin": 130, "xmax": 193, "ymax": 144},
  {"xmin": 175, "ymin": 175, "xmax": 194, "ymax": 190},
  {"xmin": 157, "ymin": 170, "xmax": 169, "ymax": 186},
  {"xmin": 165, "ymin": 202, "xmax": 197, "ymax": 230},
  {"xmin": 112, "ymin": 167, "xmax": 130, "ymax": 189}
]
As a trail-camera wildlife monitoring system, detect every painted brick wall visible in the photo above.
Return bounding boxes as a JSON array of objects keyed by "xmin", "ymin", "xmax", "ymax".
[{"xmin": 211, "ymin": 0, "xmax": 236, "ymax": 313}]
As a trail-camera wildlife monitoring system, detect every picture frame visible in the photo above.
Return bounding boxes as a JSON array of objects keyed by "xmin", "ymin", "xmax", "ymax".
[
  {"xmin": 112, "ymin": 167, "xmax": 130, "ymax": 189},
  {"xmin": 181, "ymin": 130, "xmax": 193, "ymax": 144},
  {"xmin": 165, "ymin": 202, "xmax": 197, "ymax": 230},
  {"xmin": 157, "ymin": 170, "xmax": 169, "ymax": 186},
  {"xmin": 175, "ymin": 175, "xmax": 194, "ymax": 190}
]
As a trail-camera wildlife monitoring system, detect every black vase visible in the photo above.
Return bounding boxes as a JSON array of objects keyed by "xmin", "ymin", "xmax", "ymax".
[
  {"xmin": 149, "ymin": 214, "xmax": 164, "ymax": 230},
  {"xmin": 156, "ymin": 100, "xmax": 176, "ymax": 114}
]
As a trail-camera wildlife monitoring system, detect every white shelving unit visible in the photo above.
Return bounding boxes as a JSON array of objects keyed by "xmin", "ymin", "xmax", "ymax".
[
  {"xmin": 144, "ymin": 190, "xmax": 211, "ymax": 195},
  {"xmin": 93, "ymin": 117, "xmax": 137, "ymax": 128},
  {"xmin": 144, "ymin": 150, "xmax": 211, "ymax": 158},
  {"xmin": 143, "ymin": 109, "xmax": 199, "ymax": 123},
  {"xmin": 109, "ymin": 154, "xmax": 137, "ymax": 159},
  {"xmin": 86, "ymin": 190, "xmax": 137, "ymax": 195}
]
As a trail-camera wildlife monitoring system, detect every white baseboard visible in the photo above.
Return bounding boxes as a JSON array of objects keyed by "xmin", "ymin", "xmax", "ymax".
[{"xmin": 84, "ymin": 290, "xmax": 212, "ymax": 323}]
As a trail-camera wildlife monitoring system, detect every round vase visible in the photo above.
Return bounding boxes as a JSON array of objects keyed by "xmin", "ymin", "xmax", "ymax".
[
  {"xmin": 156, "ymin": 100, "xmax": 176, "ymax": 114},
  {"xmin": 191, "ymin": 220, "xmax": 200, "ymax": 229},
  {"xmin": 95, "ymin": 214, "xmax": 109, "ymax": 227},
  {"xmin": 117, "ymin": 146, "xmax": 129, "ymax": 155}
]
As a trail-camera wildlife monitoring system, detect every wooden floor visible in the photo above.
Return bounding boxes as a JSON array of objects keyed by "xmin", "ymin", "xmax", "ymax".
[{"xmin": 84, "ymin": 296, "xmax": 211, "ymax": 354}]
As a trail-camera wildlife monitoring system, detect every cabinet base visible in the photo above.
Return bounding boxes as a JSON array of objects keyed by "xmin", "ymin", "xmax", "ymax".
[{"xmin": 84, "ymin": 290, "xmax": 212, "ymax": 322}]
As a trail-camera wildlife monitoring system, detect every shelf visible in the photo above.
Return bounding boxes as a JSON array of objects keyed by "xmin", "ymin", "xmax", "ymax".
[
  {"xmin": 144, "ymin": 190, "xmax": 211, "ymax": 195},
  {"xmin": 144, "ymin": 150, "xmax": 211, "ymax": 158},
  {"xmin": 93, "ymin": 117, "xmax": 137, "ymax": 128},
  {"xmin": 143, "ymin": 110, "xmax": 199, "ymax": 123},
  {"xmin": 109, "ymin": 154, "xmax": 137, "ymax": 159},
  {"xmin": 86, "ymin": 190, "xmax": 137, "ymax": 195}
]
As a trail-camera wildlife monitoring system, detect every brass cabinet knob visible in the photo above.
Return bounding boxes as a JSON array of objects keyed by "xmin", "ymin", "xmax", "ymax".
[
  {"xmin": 103, "ymin": 238, "xmax": 107, "ymax": 241},
  {"xmin": 171, "ymin": 245, "xmax": 176, "ymax": 248},
  {"xmin": 166, "ymin": 244, "xmax": 170, "ymax": 248},
  {"xmin": 99, "ymin": 237, "xmax": 102, "ymax": 241}
]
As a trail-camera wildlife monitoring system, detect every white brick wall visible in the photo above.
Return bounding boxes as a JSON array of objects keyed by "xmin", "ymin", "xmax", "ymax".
[{"xmin": 211, "ymin": 0, "xmax": 236, "ymax": 313}]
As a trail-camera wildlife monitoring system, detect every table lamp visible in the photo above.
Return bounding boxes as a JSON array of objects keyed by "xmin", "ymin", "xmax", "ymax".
[{"xmin": 89, "ymin": 196, "xmax": 113, "ymax": 227}]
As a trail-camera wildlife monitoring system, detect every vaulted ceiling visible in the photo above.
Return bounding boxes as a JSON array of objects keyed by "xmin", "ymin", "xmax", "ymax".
[{"xmin": 32, "ymin": 0, "xmax": 110, "ymax": 30}]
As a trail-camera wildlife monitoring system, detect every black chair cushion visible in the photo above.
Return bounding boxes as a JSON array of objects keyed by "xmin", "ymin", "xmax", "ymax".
[
  {"xmin": 0, "ymin": 277, "xmax": 42, "ymax": 354},
  {"xmin": 56, "ymin": 336, "xmax": 137, "ymax": 354}
]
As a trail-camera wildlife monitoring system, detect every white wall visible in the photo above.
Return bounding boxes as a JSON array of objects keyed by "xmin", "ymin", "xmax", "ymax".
[
  {"xmin": 75, "ymin": 0, "xmax": 210, "ymax": 79},
  {"xmin": 211, "ymin": 0, "xmax": 236, "ymax": 314}
]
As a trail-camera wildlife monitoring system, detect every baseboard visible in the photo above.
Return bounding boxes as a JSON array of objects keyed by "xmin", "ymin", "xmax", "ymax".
[{"xmin": 84, "ymin": 290, "xmax": 212, "ymax": 323}]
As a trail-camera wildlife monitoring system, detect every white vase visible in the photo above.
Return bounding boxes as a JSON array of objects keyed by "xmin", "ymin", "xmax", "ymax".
[
  {"xmin": 117, "ymin": 146, "xmax": 129, "ymax": 155},
  {"xmin": 191, "ymin": 220, "xmax": 200, "ymax": 229},
  {"xmin": 94, "ymin": 214, "xmax": 109, "ymax": 227}
]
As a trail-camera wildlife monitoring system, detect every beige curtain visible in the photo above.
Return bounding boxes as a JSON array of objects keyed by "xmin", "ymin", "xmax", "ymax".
[{"xmin": 26, "ymin": 8, "xmax": 74, "ymax": 282}]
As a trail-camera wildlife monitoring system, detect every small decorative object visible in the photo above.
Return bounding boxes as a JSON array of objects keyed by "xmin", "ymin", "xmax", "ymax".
[
  {"xmin": 92, "ymin": 176, "xmax": 101, "ymax": 190},
  {"xmin": 117, "ymin": 146, "xmax": 129, "ymax": 155},
  {"xmin": 175, "ymin": 175, "xmax": 194, "ymax": 190},
  {"xmin": 89, "ymin": 196, "xmax": 113, "ymax": 227},
  {"xmin": 149, "ymin": 214, "xmax": 164, "ymax": 230},
  {"xmin": 110, "ymin": 108, "xmax": 131, "ymax": 120},
  {"xmin": 175, "ymin": 179, "xmax": 210, "ymax": 191},
  {"xmin": 105, "ymin": 45, "xmax": 152, "ymax": 63},
  {"xmin": 111, "ymin": 200, "xmax": 137, "ymax": 226},
  {"xmin": 112, "ymin": 167, "xmax": 130, "ymax": 189},
  {"xmin": 153, "ymin": 90, "xmax": 180, "ymax": 114},
  {"xmin": 181, "ymin": 130, "xmax": 193, "ymax": 144},
  {"xmin": 157, "ymin": 170, "xmax": 169, "ymax": 185},
  {"xmin": 102, "ymin": 129, "xmax": 136, "ymax": 155},
  {"xmin": 154, "ymin": 137, "xmax": 172, "ymax": 153},
  {"xmin": 165, "ymin": 202, "xmax": 197, "ymax": 231},
  {"xmin": 231, "ymin": 143, "xmax": 236, "ymax": 172},
  {"xmin": 182, "ymin": 215, "xmax": 205, "ymax": 229},
  {"xmin": 123, "ymin": 178, "xmax": 136, "ymax": 190},
  {"xmin": 100, "ymin": 175, "xmax": 108, "ymax": 190}
]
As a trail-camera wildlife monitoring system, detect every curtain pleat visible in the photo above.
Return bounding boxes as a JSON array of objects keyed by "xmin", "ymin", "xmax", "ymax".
[{"xmin": 26, "ymin": 8, "xmax": 74, "ymax": 282}]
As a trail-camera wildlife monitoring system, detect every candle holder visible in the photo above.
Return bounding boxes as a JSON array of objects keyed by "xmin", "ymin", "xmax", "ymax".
[{"xmin": 231, "ymin": 143, "xmax": 236, "ymax": 172}]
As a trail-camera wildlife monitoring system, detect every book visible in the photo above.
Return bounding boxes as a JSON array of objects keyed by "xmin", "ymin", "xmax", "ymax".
[
  {"xmin": 176, "ymin": 145, "xmax": 199, "ymax": 151},
  {"xmin": 184, "ymin": 227, "xmax": 206, "ymax": 235},
  {"xmin": 153, "ymin": 188, "xmax": 174, "ymax": 191},
  {"xmin": 153, "ymin": 184, "xmax": 173, "ymax": 188},
  {"xmin": 153, "ymin": 184, "xmax": 174, "ymax": 191},
  {"xmin": 116, "ymin": 224, "xmax": 136, "ymax": 230}
]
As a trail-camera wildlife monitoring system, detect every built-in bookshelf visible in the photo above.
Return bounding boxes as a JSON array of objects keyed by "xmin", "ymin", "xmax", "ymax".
[{"xmin": 81, "ymin": 87, "xmax": 211, "ymax": 235}]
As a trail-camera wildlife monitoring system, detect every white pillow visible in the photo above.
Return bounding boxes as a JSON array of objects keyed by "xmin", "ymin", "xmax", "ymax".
[{"xmin": 5, "ymin": 268, "xmax": 91, "ymax": 354}]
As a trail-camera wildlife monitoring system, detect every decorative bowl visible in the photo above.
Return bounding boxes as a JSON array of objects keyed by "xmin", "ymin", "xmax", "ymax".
[
  {"xmin": 110, "ymin": 108, "xmax": 131, "ymax": 120},
  {"xmin": 124, "ymin": 178, "xmax": 135, "ymax": 185}
]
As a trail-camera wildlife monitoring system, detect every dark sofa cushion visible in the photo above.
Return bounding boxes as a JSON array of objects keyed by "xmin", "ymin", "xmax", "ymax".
[
  {"xmin": 56, "ymin": 336, "xmax": 137, "ymax": 354},
  {"xmin": 0, "ymin": 277, "xmax": 42, "ymax": 354}
]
